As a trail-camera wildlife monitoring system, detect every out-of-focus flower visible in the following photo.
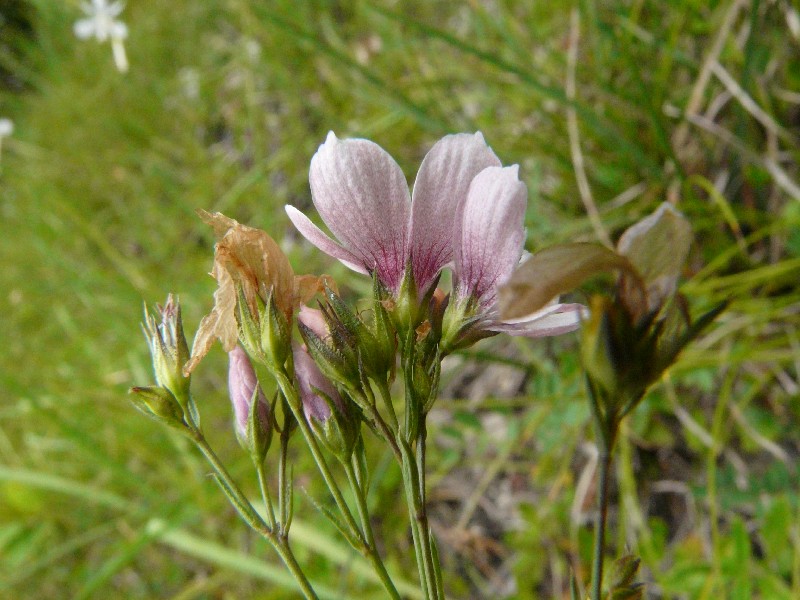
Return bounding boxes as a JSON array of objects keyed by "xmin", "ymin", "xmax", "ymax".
[
  {"xmin": 74, "ymin": 0, "xmax": 129, "ymax": 73},
  {"xmin": 286, "ymin": 131, "xmax": 501, "ymax": 296},
  {"xmin": 0, "ymin": 118, "xmax": 12, "ymax": 163},
  {"xmin": 0, "ymin": 118, "xmax": 13, "ymax": 138},
  {"xmin": 500, "ymin": 202, "xmax": 724, "ymax": 419},
  {"xmin": 178, "ymin": 68, "xmax": 200, "ymax": 100},
  {"xmin": 228, "ymin": 345, "xmax": 272, "ymax": 457},
  {"xmin": 185, "ymin": 211, "xmax": 327, "ymax": 375}
]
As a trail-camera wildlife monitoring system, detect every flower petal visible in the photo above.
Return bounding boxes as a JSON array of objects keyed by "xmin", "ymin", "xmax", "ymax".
[
  {"xmin": 285, "ymin": 205, "xmax": 368, "ymax": 275},
  {"xmin": 74, "ymin": 18, "xmax": 95, "ymax": 39},
  {"xmin": 409, "ymin": 132, "xmax": 500, "ymax": 293},
  {"xmin": 489, "ymin": 303, "xmax": 586, "ymax": 338},
  {"xmin": 454, "ymin": 165, "xmax": 527, "ymax": 307},
  {"xmin": 309, "ymin": 132, "xmax": 411, "ymax": 290}
]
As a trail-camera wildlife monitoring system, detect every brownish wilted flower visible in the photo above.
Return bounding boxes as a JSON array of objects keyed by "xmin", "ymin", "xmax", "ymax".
[{"xmin": 183, "ymin": 211, "xmax": 327, "ymax": 375}]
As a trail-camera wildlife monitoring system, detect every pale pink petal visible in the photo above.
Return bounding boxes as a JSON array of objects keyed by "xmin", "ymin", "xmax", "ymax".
[
  {"xmin": 297, "ymin": 305, "xmax": 329, "ymax": 340},
  {"xmin": 454, "ymin": 165, "xmax": 527, "ymax": 307},
  {"xmin": 285, "ymin": 205, "xmax": 368, "ymax": 275},
  {"xmin": 409, "ymin": 132, "xmax": 501, "ymax": 293},
  {"xmin": 488, "ymin": 303, "xmax": 586, "ymax": 338},
  {"xmin": 309, "ymin": 131, "xmax": 411, "ymax": 290}
]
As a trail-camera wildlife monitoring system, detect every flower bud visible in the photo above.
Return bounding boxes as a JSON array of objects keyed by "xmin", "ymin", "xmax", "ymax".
[
  {"xmin": 325, "ymin": 283, "xmax": 394, "ymax": 382},
  {"xmin": 293, "ymin": 344, "xmax": 359, "ymax": 462},
  {"xmin": 261, "ymin": 290, "xmax": 291, "ymax": 369},
  {"xmin": 129, "ymin": 386, "xmax": 186, "ymax": 430},
  {"xmin": 368, "ymin": 273, "xmax": 398, "ymax": 378},
  {"xmin": 143, "ymin": 295, "xmax": 192, "ymax": 410},
  {"xmin": 298, "ymin": 309, "xmax": 360, "ymax": 389},
  {"xmin": 228, "ymin": 345, "xmax": 273, "ymax": 461}
]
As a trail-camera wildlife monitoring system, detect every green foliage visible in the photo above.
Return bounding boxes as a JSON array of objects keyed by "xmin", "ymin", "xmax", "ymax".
[{"xmin": 1, "ymin": 0, "xmax": 798, "ymax": 598}]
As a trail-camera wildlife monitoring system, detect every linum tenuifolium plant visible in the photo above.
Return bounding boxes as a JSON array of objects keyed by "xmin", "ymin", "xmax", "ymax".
[{"xmin": 131, "ymin": 132, "xmax": 722, "ymax": 600}]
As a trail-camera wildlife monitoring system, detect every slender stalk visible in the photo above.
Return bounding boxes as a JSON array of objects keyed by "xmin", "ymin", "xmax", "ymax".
[
  {"xmin": 344, "ymin": 458, "xmax": 402, "ymax": 600},
  {"xmin": 278, "ymin": 429, "xmax": 291, "ymax": 531},
  {"xmin": 271, "ymin": 537, "xmax": 321, "ymax": 600},
  {"xmin": 375, "ymin": 377, "xmax": 399, "ymax": 432},
  {"xmin": 400, "ymin": 440, "xmax": 439, "ymax": 600},
  {"xmin": 590, "ymin": 445, "xmax": 612, "ymax": 600},
  {"xmin": 359, "ymin": 383, "xmax": 401, "ymax": 460},
  {"xmin": 274, "ymin": 368, "xmax": 363, "ymax": 543},
  {"xmin": 255, "ymin": 459, "xmax": 277, "ymax": 531},
  {"xmin": 190, "ymin": 429, "xmax": 267, "ymax": 530},
  {"xmin": 403, "ymin": 466, "xmax": 432, "ymax": 600},
  {"xmin": 188, "ymin": 429, "xmax": 318, "ymax": 600},
  {"xmin": 418, "ymin": 424, "xmax": 445, "ymax": 598}
]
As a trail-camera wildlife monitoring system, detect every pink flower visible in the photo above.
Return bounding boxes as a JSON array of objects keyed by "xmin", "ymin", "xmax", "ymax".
[
  {"xmin": 288, "ymin": 131, "xmax": 584, "ymax": 339},
  {"xmin": 451, "ymin": 165, "xmax": 585, "ymax": 338},
  {"xmin": 227, "ymin": 345, "xmax": 270, "ymax": 440},
  {"xmin": 286, "ymin": 131, "xmax": 500, "ymax": 295}
]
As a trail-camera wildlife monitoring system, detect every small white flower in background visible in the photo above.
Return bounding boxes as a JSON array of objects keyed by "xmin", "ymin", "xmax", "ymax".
[
  {"xmin": 0, "ymin": 117, "xmax": 12, "ymax": 163},
  {"xmin": 0, "ymin": 118, "xmax": 13, "ymax": 138},
  {"xmin": 178, "ymin": 68, "xmax": 200, "ymax": 100},
  {"xmin": 74, "ymin": 0, "xmax": 129, "ymax": 73}
]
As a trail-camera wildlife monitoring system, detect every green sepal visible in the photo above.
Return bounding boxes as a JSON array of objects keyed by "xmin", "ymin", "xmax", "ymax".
[
  {"xmin": 392, "ymin": 263, "xmax": 420, "ymax": 339},
  {"xmin": 401, "ymin": 330, "xmax": 421, "ymax": 443},
  {"xmin": 299, "ymin": 321, "xmax": 359, "ymax": 390},
  {"xmin": 368, "ymin": 272, "xmax": 398, "ymax": 379},
  {"xmin": 261, "ymin": 290, "xmax": 291, "ymax": 369},
  {"xmin": 236, "ymin": 285, "xmax": 264, "ymax": 361},
  {"xmin": 246, "ymin": 387, "xmax": 274, "ymax": 465},
  {"xmin": 142, "ymin": 296, "xmax": 192, "ymax": 411},
  {"xmin": 307, "ymin": 385, "xmax": 360, "ymax": 463},
  {"xmin": 129, "ymin": 386, "xmax": 187, "ymax": 430}
]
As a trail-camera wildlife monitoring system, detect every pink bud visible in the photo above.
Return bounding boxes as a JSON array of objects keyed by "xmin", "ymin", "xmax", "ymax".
[
  {"xmin": 228, "ymin": 345, "xmax": 270, "ymax": 440},
  {"xmin": 292, "ymin": 344, "xmax": 343, "ymax": 424}
]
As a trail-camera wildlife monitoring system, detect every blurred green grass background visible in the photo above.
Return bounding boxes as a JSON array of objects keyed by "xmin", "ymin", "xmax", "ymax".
[{"xmin": 1, "ymin": 0, "xmax": 799, "ymax": 598}]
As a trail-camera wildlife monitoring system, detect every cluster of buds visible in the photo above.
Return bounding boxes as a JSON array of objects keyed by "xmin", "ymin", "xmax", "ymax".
[
  {"xmin": 131, "ymin": 294, "xmax": 195, "ymax": 430},
  {"xmin": 500, "ymin": 203, "xmax": 725, "ymax": 443}
]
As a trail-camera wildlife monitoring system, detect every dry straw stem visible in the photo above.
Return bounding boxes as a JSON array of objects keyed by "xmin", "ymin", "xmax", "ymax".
[
  {"xmin": 687, "ymin": 113, "xmax": 800, "ymax": 200},
  {"xmin": 672, "ymin": 0, "xmax": 748, "ymax": 153},
  {"xmin": 709, "ymin": 61, "xmax": 792, "ymax": 144},
  {"xmin": 566, "ymin": 8, "xmax": 612, "ymax": 247}
]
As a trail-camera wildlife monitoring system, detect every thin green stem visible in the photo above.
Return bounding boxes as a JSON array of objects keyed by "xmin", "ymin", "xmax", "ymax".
[
  {"xmin": 359, "ymin": 384, "xmax": 401, "ymax": 461},
  {"xmin": 418, "ymin": 424, "xmax": 444, "ymax": 598},
  {"xmin": 274, "ymin": 368, "xmax": 363, "ymax": 543},
  {"xmin": 271, "ymin": 537, "xmax": 321, "ymax": 600},
  {"xmin": 255, "ymin": 459, "xmax": 277, "ymax": 531},
  {"xmin": 590, "ymin": 446, "xmax": 612, "ymax": 600},
  {"xmin": 400, "ymin": 439, "xmax": 439, "ymax": 600},
  {"xmin": 188, "ymin": 429, "xmax": 317, "ymax": 600},
  {"xmin": 344, "ymin": 458, "xmax": 402, "ymax": 600},
  {"xmin": 375, "ymin": 377, "xmax": 399, "ymax": 432},
  {"xmin": 278, "ymin": 428, "xmax": 290, "ymax": 531},
  {"xmin": 190, "ymin": 429, "xmax": 267, "ymax": 531}
]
